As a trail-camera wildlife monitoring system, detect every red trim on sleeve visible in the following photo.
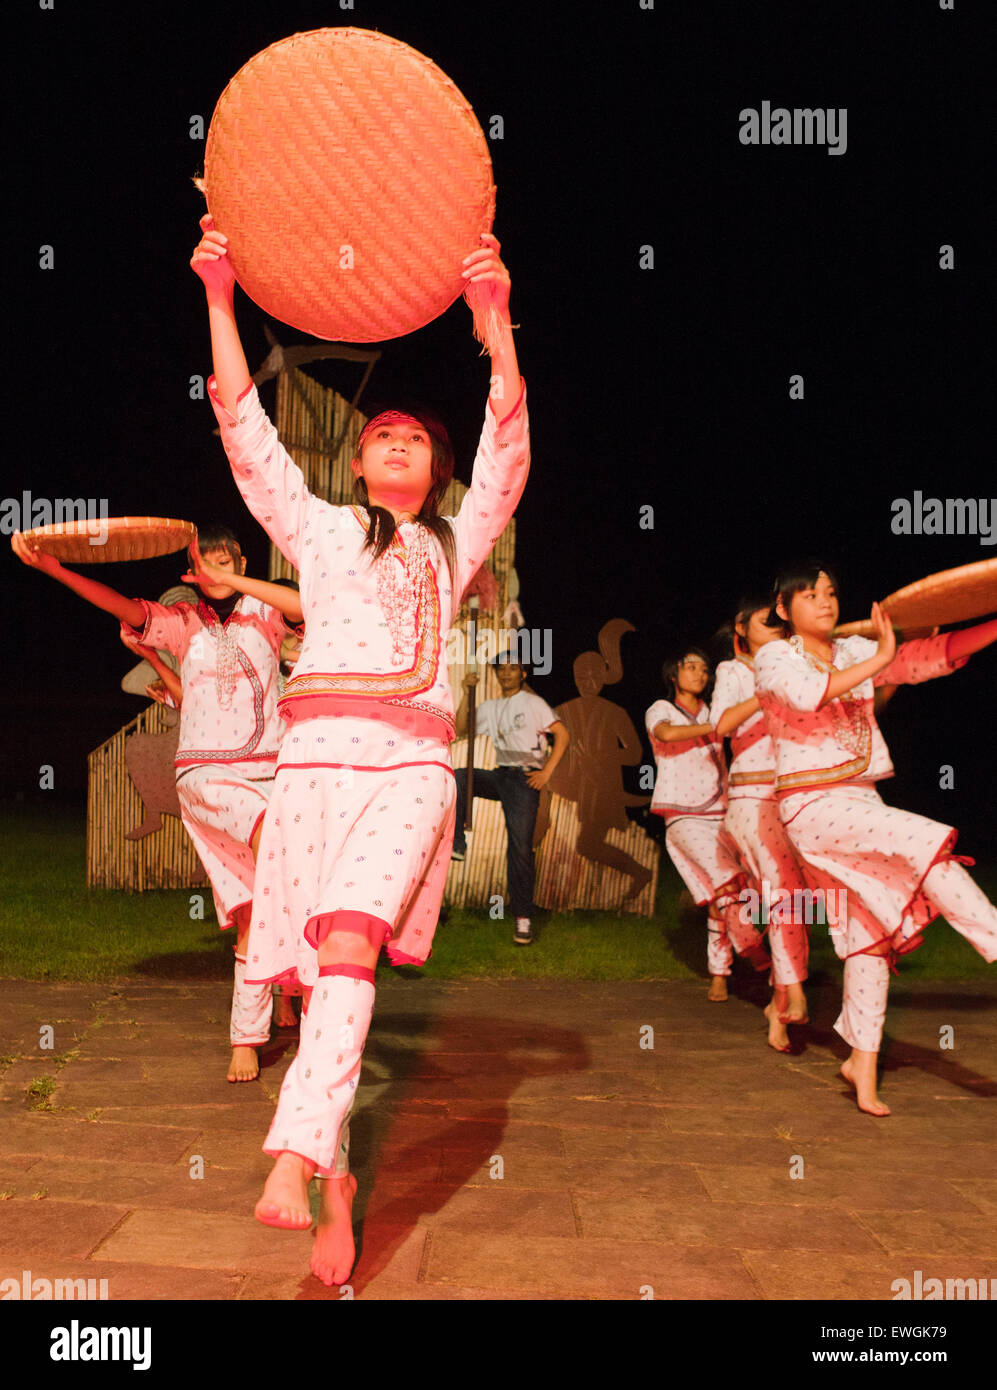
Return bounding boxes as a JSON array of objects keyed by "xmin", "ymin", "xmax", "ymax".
[
  {"xmin": 488, "ymin": 376, "xmax": 526, "ymax": 426},
  {"xmin": 206, "ymin": 374, "xmax": 256, "ymax": 417}
]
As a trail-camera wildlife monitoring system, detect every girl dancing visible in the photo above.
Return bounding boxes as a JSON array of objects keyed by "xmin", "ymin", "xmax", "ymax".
[{"xmin": 192, "ymin": 213, "xmax": 528, "ymax": 1283}]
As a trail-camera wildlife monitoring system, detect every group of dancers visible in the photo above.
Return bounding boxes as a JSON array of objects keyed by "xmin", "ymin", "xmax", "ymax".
[
  {"xmin": 649, "ymin": 581, "xmax": 997, "ymax": 1114},
  {"xmin": 11, "ymin": 210, "xmax": 997, "ymax": 1290}
]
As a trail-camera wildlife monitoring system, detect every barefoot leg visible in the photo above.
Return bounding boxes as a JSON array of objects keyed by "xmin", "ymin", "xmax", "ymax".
[
  {"xmin": 707, "ymin": 908, "xmax": 731, "ymax": 998},
  {"xmin": 259, "ymin": 933, "xmax": 378, "ymax": 1276},
  {"xmin": 272, "ymin": 986, "xmax": 298, "ymax": 1029},
  {"xmin": 763, "ymin": 997, "xmax": 790, "ymax": 1051},
  {"xmin": 779, "ymin": 980, "xmax": 809, "ymax": 1025},
  {"xmin": 840, "ymin": 1049, "xmax": 890, "ymax": 1117},
  {"xmin": 835, "ymin": 951, "xmax": 891, "ymax": 1115},
  {"xmin": 229, "ymin": 920, "xmax": 270, "ymax": 1081},
  {"xmin": 228, "ymin": 1044, "xmax": 260, "ymax": 1082},
  {"xmin": 311, "ymin": 1174, "xmax": 359, "ymax": 1286},
  {"xmin": 255, "ymin": 1151, "xmax": 315, "ymax": 1229}
]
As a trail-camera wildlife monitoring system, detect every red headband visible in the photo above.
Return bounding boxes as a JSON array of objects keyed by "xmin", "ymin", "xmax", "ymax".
[{"xmin": 357, "ymin": 410, "xmax": 428, "ymax": 452}]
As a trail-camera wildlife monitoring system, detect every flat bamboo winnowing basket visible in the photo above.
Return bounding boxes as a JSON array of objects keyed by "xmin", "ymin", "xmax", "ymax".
[
  {"xmin": 203, "ymin": 27, "xmax": 495, "ymax": 342},
  {"xmin": 835, "ymin": 558, "xmax": 997, "ymax": 637},
  {"xmin": 18, "ymin": 517, "xmax": 196, "ymax": 564}
]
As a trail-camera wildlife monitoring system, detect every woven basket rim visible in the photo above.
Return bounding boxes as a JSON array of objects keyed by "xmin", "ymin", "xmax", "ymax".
[
  {"xmin": 203, "ymin": 26, "xmax": 494, "ymax": 342},
  {"xmin": 834, "ymin": 558, "xmax": 997, "ymax": 635},
  {"xmin": 21, "ymin": 517, "xmax": 196, "ymax": 563}
]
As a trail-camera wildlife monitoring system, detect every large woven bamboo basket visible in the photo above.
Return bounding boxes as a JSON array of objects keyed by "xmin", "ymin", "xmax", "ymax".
[
  {"xmin": 203, "ymin": 27, "xmax": 495, "ymax": 342},
  {"xmin": 19, "ymin": 517, "xmax": 195, "ymax": 564},
  {"xmin": 835, "ymin": 558, "xmax": 997, "ymax": 638}
]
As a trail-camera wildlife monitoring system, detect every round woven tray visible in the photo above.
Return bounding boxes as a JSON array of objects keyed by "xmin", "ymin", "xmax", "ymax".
[
  {"xmin": 835, "ymin": 558, "xmax": 997, "ymax": 637},
  {"xmin": 19, "ymin": 517, "xmax": 196, "ymax": 564},
  {"xmin": 203, "ymin": 27, "xmax": 495, "ymax": 342}
]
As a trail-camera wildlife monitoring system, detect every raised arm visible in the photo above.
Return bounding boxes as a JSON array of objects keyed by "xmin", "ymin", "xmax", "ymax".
[
  {"xmin": 945, "ymin": 616, "xmax": 997, "ymax": 664},
  {"xmin": 191, "ymin": 218, "xmax": 311, "ymax": 570},
  {"xmin": 191, "ymin": 215, "xmax": 250, "ymax": 417},
  {"xmin": 452, "ymin": 236, "xmax": 530, "ymax": 597},
  {"xmin": 184, "ymin": 538, "xmax": 304, "ymax": 625},
  {"xmin": 463, "ymin": 232, "xmax": 522, "ymax": 416},
  {"xmin": 11, "ymin": 532, "xmax": 145, "ymax": 628},
  {"xmin": 820, "ymin": 604, "xmax": 896, "ymax": 705}
]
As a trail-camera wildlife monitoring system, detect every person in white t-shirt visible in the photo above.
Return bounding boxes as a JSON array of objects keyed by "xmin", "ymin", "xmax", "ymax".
[{"xmin": 454, "ymin": 650, "xmax": 569, "ymax": 943}]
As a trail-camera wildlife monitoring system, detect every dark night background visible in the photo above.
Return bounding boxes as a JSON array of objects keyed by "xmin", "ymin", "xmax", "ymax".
[{"xmin": 3, "ymin": 1, "xmax": 994, "ymax": 852}]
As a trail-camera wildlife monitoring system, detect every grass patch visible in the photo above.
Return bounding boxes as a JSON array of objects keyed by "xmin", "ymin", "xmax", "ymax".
[
  {"xmin": 1, "ymin": 807, "xmax": 994, "ymax": 985},
  {"xmin": 26, "ymin": 1077, "xmax": 57, "ymax": 1111}
]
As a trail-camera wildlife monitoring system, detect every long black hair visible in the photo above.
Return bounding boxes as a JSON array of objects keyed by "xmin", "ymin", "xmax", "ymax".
[{"xmin": 353, "ymin": 406, "xmax": 457, "ymax": 584}]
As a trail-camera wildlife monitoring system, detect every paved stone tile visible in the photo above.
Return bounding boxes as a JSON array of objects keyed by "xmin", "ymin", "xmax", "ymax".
[
  {"xmin": 351, "ymin": 1223, "xmax": 429, "ymax": 1294},
  {"xmin": 421, "ymin": 1230, "xmax": 760, "ymax": 1299},
  {"xmin": 91, "ymin": 1104, "xmax": 278, "ymax": 1132},
  {"xmin": 740, "ymin": 1250, "xmax": 997, "ymax": 1301},
  {"xmin": 437, "ymin": 1156, "xmax": 709, "ymax": 1195},
  {"xmin": 694, "ymin": 1165, "xmax": 983, "ymax": 1212},
  {"xmin": 3, "ymin": 1115, "xmax": 198, "ymax": 1163},
  {"xmin": 575, "ymin": 1193, "xmax": 882, "ymax": 1251},
  {"xmin": 75, "ymin": 1028, "xmax": 221, "ymax": 1058},
  {"xmin": 52, "ymin": 1079, "xmax": 276, "ymax": 1110},
  {"xmin": 177, "ymin": 1131, "xmax": 272, "ymax": 1172},
  {"xmin": 0, "ymin": 1158, "xmax": 268, "ymax": 1215},
  {"xmin": 0, "ymin": 975, "xmax": 993, "ymax": 1300},
  {"xmin": 0, "ymin": 1156, "xmax": 40, "ymax": 1181},
  {"xmin": 351, "ymin": 1281, "xmax": 570, "ymax": 1301},
  {"xmin": 853, "ymin": 1211, "xmax": 997, "ymax": 1258},
  {"xmin": 0, "ymin": 1199, "xmax": 130, "ymax": 1258},
  {"xmin": 450, "ymin": 1097, "xmax": 673, "ymax": 1131},
  {"xmin": 361, "ymin": 1183, "xmax": 578, "ymax": 1236},
  {"xmin": 945, "ymin": 1178, "xmax": 997, "ymax": 1214},
  {"xmin": 93, "ymin": 1208, "xmax": 316, "ymax": 1273},
  {"xmin": 0, "ymin": 1258, "xmax": 246, "ymax": 1301}
]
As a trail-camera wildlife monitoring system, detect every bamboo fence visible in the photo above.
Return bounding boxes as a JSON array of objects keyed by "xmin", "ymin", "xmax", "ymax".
[{"xmin": 86, "ymin": 703, "xmax": 206, "ymax": 890}]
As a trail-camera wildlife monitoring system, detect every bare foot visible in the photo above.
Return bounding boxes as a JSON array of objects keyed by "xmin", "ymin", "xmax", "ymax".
[
  {"xmin": 707, "ymin": 975, "xmax": 728, "ymax": 1002},
  {"xmin": 778, "ymin": 982, "xmax": 809, "ymax": 1025},
  {"xmin": 254, "ymin": 1152, "xmax": 315, "ymax": 1229},
  {"xmin": 840, "ymin": 1054, "xmax": 890, "ymax": 1117},
  {"xmin": 311, "ymin": 1173, "xmax": 359, "ymax": 1286},
  {"xmin": 763, "ymin": 1000, "xmax": 791, "ymax": 1052},
  {"xmin": 273, "ymin": 994, "xmax": 298, "ymax": 1029},
  {"xmin": 227, "ymin": 1045, "xmax": 259, "ymax": 1083}
]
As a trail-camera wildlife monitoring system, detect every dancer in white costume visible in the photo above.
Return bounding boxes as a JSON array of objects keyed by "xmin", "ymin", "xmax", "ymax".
[
  {"xmin": 12, "ymin": 523, "xmax": 292, "ymax": 1083},
  {"xmin": 192, "ymin": 214, "xmax": 528, "ymax": 1283},
  {"xmin": 647, "ymin": 648, "xmax": 768, "ymax": 1001},
  {"xmin": 755, "ymin": 565, "xmax": 997, "ymax": 1115},
  {"xmin": 711, "ymin": 597, "xmax": 810, "ymax": 1051}
]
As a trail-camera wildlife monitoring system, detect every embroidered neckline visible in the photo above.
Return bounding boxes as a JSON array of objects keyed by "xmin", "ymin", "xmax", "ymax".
[
  {"xmin": 789, "ymin": 636, "xmax": 870, "ymax": 759},
  {"xmin": 196, "ymin": 597, "xmax": 245, "ymax": 709}
]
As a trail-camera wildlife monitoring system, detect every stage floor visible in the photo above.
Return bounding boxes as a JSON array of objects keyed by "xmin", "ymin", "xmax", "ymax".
[{"xmin": 0, "ymin": 973, "xmax": 994, "ymax": 1301}]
